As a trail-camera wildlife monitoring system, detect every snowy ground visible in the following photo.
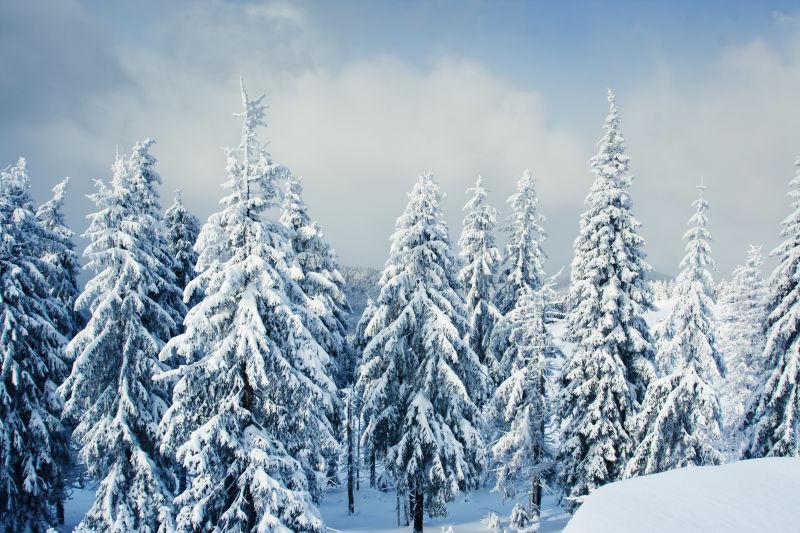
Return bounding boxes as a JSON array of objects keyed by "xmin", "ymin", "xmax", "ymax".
[
  {"xmin": 565, "ymin": 457, "xmax": 800, "ymax": 533},
  {"xmin": 62, "ymin": 483, "xmax": 570, "ymax": 532}
]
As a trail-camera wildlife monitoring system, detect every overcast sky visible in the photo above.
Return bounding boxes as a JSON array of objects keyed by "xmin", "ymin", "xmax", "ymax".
[{"xmin": 2, "ymin": 0, "xmax": 800, "ymax": 278}]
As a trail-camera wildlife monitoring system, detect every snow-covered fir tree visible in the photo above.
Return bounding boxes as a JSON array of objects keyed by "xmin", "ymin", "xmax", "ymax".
[
  {"xmin": 59, "ymin": 152, "xmax": 177, "ymax": 532},
  {"xmin": 740, "ymin": 157, "xmax": 800, "ymax": 458},
  {"xmin": 158, "ymin": 81, "xmax": 335, "ymax": 532},
  {"xmin": 280, "ymin": 172, "xmax": 352, "ymax": 387},
  {"xmin": 625, "ymin": 183, "xmax": 724, "ymax": 477},
  {"xmin": 558, "ymin": 90, "xmax": 655, "ymax": 511},
  {"xmin": 357, "ymin": 172, "xmax": 486, "ymax": 532},
  {"xmin": 495, "ymin": 170, "xmax": 547, "ymax": 316},
  {"xmin": 718, "ymin": 245, "xmax": 767, "ymax": 431},
  {"xmin": 485, "ymin": 285, "xmax": 554, "ymax": 522},
  {"xmin": 126, "ymin": 139, "xmax": 187, "ymax": 336},
  {"xmin": 35, "ymin": 176, "xmax": 82, "ymax": 339},
  {"xmin": 163, "ymin": 190, "xmax": 200, "ymax": 292},
  {"xmin": 458, "ymin": 175, "xmax": 502, "ymax": 376},
  {"xmin": 0, "ymin": 159, "xmax": 70, "ymax": 531}
]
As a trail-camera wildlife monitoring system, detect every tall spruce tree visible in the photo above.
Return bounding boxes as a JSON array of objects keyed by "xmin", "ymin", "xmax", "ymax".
[
  {"xmin": 0, "ymin": 159, "xmax": 70, "ymax": 531},
  {"xmin": 485, "ymin": 285, "xmax": 554, "ymax": 522},
  {"xmin": 718, "ymin": 245, "xmax": 767, "ymax": 431},
  {"xmin": 558, "ymin": 91, "xmax": 655, "ymax": 511},
  {"xmin": 357, "ymin": 173, "xmax": 486, "ymax": 532},
  {"xmin": 280, "ymin": 172, "xmax": 352, "ymax": 387},
  {"xmin": 163, "ymin": 191, "xmax": 200, "ymax": 292},
  {"xmin": 740, "ymin": 157, "xmax": 800, "ymax": 458},
  {"xmin": 625, "ymin": 183, "xmax": 724, "ymax": 477},
  {"xmin": 59, "ymin": 151, "xmax": 177, "ymax": 532},
  {"xmin": 458, "ymin": 175, "xmax": 502, "ymax": 378},
  {"xmin": 35, "ymin": 176, "xmax": 82, "ymax": 339},
  {"xmin": 158, "ymin": 81, "xmax": 333, "ymax": 532}
]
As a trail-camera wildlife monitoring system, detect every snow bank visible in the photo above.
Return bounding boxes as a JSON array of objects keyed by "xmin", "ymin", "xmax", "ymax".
[{"xmin": 564, "ymin": 458, "xmax": 800, "ymax": 533}]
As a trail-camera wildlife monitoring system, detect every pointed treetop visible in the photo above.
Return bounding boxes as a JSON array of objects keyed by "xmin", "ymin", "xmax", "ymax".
[
  {"xmin": 236, "ymin": 77, "xmax": 268, "ymax": 133},
  {"xmin": 607, "ymin": 88, "xmax": 616, "ymax": 104},
  {"xmin": 746, "ymin": 244, "xmax": 763, "ymax": 268},
  {"xmin": 173, "ymin": 189, "xmax": 183, "ymax": 205}
]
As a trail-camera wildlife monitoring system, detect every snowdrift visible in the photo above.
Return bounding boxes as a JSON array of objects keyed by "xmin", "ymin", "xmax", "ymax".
[{"xmin": 564, "ymin": 458, "xmax": 800, "ymax": 533}]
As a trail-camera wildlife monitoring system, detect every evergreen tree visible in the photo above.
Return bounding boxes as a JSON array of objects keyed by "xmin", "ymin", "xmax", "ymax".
[
  {"xmin": 0, "ymin": 158, "xmax": 70, "ymax": 531},
  {"xmin": 741, "ymin": 157, "xmax": 800, "ymax": 458},
  {"xmin": 163, "ymin": 190, "xmax": 200, "ymax": 292},
  {"xmin": 458, "ymin": 175, "xmax": 502, "ymax": 377},
  {"xmin": 625, "ymin": 183, "xmax": 724, "ymax": 477},
  {"xmin": 59, "ymin": 152, "xmax": 177, "ymax": 532},
  {"xmin": 280, "ymin": 173, "xmax": 352, "ymax": 387},
  {"xmin": 486, "ymin": 286, "xmax": 554, "ymax": 522},
  {"xmin": 558, "ymin": 91, "xmax": 655, "ymax": 511},
  {"xmin": 35, "ymin": 176, "xmax": 82, "ymax": 339},
  {"xmin": 357, "ymin": 173, "xmax": 486, "ymax": 532},
  {"xmin": 718, "ymin": 245, "xmax": 767, "ymax": 431},
  {"xmin": 495, "ymin": 170, "xmax": 547, "ymax": 315},
  {"xmin": 126, "ymin": 139, "xmax": 187, "ymax": 336},
  {"xmin": 158, "ymin": 81, "xmax": 332, "ymax": 532}
]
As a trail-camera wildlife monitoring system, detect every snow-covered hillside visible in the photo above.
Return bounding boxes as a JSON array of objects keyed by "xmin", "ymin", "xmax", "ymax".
[{"xmin": 564, "ymin": 458, "xmax": 800, "ymax": 533}]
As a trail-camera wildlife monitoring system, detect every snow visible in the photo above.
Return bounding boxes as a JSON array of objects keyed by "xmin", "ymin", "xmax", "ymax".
[
  {"xmin": 564, "ymin": 458, "xmax": 800, "ymax": 533},
  {"xmin": 62, "ymin": 486, "xmax": 97, "ymax": 532}
]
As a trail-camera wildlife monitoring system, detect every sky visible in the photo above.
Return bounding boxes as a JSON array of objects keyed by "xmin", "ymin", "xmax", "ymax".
[{"xmin": 2, "ymin": 0, "xmax": 800, "ymax": 278}]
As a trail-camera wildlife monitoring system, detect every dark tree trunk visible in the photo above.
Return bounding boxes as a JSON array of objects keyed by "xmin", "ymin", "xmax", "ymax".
[
  {"xmin": 57, "ymin": 499, "xmax": 64, "ymax": 524},
  {"xmin": 347, "ymin": 394, "xmax": 354, "ymax": 515},
  {"xmin": 369, "ymin": 450, "xmax": 376, "ymax": 488},
  {"xmin": 532, "ymin": 475, "xmax": 542, "ymax": 518},
  {"xmin": 412, "ymin": 489, "xmax": 424, "ymax": 533}
]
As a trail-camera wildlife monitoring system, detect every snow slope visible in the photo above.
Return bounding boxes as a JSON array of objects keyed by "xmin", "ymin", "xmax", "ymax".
[{"xmin": 564, "ymin": 458, "xmax": 800, "ymax": 533}]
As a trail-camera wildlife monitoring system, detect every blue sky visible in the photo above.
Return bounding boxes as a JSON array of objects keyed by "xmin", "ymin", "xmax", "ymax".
[{"xmin": 2, "ymin": 0, "xmax": 800, "ymax": 276}]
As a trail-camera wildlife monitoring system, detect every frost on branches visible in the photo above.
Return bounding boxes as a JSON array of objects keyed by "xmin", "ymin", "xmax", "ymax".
[
  {"xmin": 163, "ymin": 190, "xmax": 200, "ymax": 294},
  {"xmin": 281, "ymin": 173, "xmax": 352, "ymax": 387},
  {"xmin": 718, "ymin": 245, "xmax": 767, "ymax": 432},
  {"xmin": 626, "ymin": 183, "xmax": 724, "ymax": 478},
  {"xmin": 741, "ymin": 158, "xmax": 800, "ymax": 458},
  {"xmin": 485, "ymin": 286, "xmax": 555, "ymax": 521},
  {"xmin": 158, "ymin": 81, "xmax": 333, "ymax": 532},
  {"xmin": 458, "ymin": 175, "xmax": 502, "ymax": 377},
  {"xmin": 356, "ymin": 173, "xmax": 486, "ymax": 532},
  {"xmin": 558, "ymin": 91, "xmax": 655, "ymax": 511},
  {"xmin": 0, "ymin": 159, "xmax": 70, "ymax": 531},
  {"xmin": 35, "ymin": 176, "xmax": 82, "ymax": 339},
  {"xmin": 59, "ymin": 150, "xmax": 177, "ymax": 532}
]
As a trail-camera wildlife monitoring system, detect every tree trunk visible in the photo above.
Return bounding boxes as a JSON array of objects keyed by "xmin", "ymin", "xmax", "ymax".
[
  {"xmin": 369, "ymin": 450, "xmax": 376, "ymax": 488},
  {"xmin": 531, "ymin": 474, "xmax": 542, "ymax": 519},
  {"xmin": 412, "ymin": 489, "xmax": 424, "ymax": 533},
  {"xmin": 57, "ymin": 498, "xmax": 64, "ymax": 524},
  {"xmin": 347, "ymin": 394, "xmax": 354, "ymax": 515},
  {"xmin": 355, "ymin": 417, "xmax": 361, "ymax": 491}
]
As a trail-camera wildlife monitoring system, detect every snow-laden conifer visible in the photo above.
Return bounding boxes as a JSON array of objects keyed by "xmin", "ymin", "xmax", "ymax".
[
  {"xmin": 718, "ymin": 245, "xmax": 767, "ymax": 431},
  {"xmin": 458, "ymin": 175, "xmax": 502, "ymax": 375},
  {"xmin": 35, "ymin": 176, "xmax": 82, "ymax": 339},
  {"xmin": 558, "ymin": 91, "xmax": 655, "ymax": 511},
  {"xmin": 0, "ymin": 159, "xmax": 70, "ymax": 531},
  {"xmin": 625, "ymin": 183, "xmax": 724, "ymax": 477},
  {"xmin": 357, "ymin": 172, "xmax": 486, "ymax": 532},
  {"xmin": 59, "ymin": 152, "xmax": 177, "ymax": 532},
  {"xmin": 163, "ymin": 190, "xmax": 200, "ymax": 292},
  {"xmin": 740, "ymin": 158, "xmax": 800, "ymax": 458},
  {"xmin": 486, "ymin": 285, "xmax": 554, "ymax": 521},
  {"xmin": 281, "ymin": 173, "xmax": 352, "ymax": 387},
  {"xmin": 495, "ymin": 170, "xmax": 547, "ymax": 315},
  {"xmin": 158, "ymin": 81, "xmax": 333, "ymax": 532}
]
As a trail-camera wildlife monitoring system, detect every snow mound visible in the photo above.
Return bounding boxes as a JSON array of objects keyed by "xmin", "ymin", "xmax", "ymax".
[{"xmin": 564, "ymin": 458, "xmax": 800, "ymax": 533}]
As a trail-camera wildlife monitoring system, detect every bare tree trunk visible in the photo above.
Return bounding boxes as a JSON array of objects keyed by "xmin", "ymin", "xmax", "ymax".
[
  {"xmin": 355, "ymin": 417, "xmax": 361, "ymax": 491},
  {"xmin": 412, "ymin": 489, "xmax": 424, "ymax": 533},
  {"xmin": 369, "ymin": 450, "xmax": 376, "ymax": 488},
  {"xmin": 531, "ymin": 474, "xmax": 542, "ymax": 519},
  {"xmin": 347, "ymin": 394, "xmax": 354, "ymax": 515}
]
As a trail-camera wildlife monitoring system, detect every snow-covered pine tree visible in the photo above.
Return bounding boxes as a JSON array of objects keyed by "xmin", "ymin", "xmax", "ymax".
[
  {"xmin": 495, "ymin": 170, "xmax": 547, "ymax": 316},
  {"xmin": 718, "ymin": 245, "xmax": 767, "ymax": 431},
  {"xmin": 740, "ymin": 157, "xmax": 800, "ymax": 458},
  {"xmin": 280, "ymin": 172, "xmax": 352, "ymax": 387},
  {"xmin": 163, "ymin": 190, "xmax": 200, "ymax": 292},
  {"xmin": 59, "ymin": 152, "xmax": 177, "ymax": 532},
  {"xmin": 35, "ymin": 176, "xmax": 82, "ymax": 339},
  {"xmin": 558, "ymin": 90, "xmax": 655, "ymax": 511},
  {"xmin": 158, "ymin": 81, "xmax": 334, "ymax": 532},
  {"xmin": 126, "ymin": 139, "xmax": 187, "ymax": 336},
  {"xmin": 357, "ymin": 172, "xmax": 486, "ymax": 532},
  {"xmin": 0, "ymin": 158, "xmax": 70, "ymax": 531},
  {"xmin": 625, "ymin": 183, "xmax": 724, "ymax": 477},
  {"xmin": 458, "ymin": 175, "xmax": 502, "ymax": 378},
  {"xmin": 486, "ymin": 285, "xmax": 554, "ymax": 521}
]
